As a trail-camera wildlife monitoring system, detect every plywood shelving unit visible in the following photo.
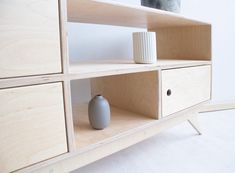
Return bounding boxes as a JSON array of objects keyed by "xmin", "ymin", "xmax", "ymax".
[{"xmin": 0, "ymin": 0, "xmax": 212, "ymax": 173}]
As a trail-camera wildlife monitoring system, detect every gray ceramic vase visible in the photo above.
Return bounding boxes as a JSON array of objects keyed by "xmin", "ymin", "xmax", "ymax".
[
  {"xmin": 141, "ymin": 0, "xmax": 181, "ymax": 13},
  {"xmin": 88, "ymin": 95, "xmax": 111, "ymax": 130}
]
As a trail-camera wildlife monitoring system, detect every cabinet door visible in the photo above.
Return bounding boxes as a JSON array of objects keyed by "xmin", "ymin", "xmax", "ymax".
[
  {"xmin": 0, "ymin": 83, "xmax": 67, "ymax": 173},
  {"xmin": 161, "ymin": 65, "xmax": 211, "ymax": 117},
  {"xmin": 0, "ymin": 0, "xmax": 62, "ymax": 78}
]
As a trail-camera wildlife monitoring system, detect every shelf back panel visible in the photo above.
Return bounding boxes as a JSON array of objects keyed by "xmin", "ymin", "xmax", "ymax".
[
  {"xmin": 150, "ymin": 25, "xmax": 211, "ymax": 60},
  {"xmin": 90, "ymin": 71, "xmax": 160, "ymax": 119}
]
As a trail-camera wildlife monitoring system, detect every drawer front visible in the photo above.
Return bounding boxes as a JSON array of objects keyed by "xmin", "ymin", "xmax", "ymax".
[
  {"xmin": 161, "ymin": 65, "xmax": 211, "ymax": 117},
  {"xmin": 0, "ymin": 83, "xmax": 67, "ymax": 173},
  {"xmin": 0, "ymin": 0, "xmax": 62, "ymax": 78}
]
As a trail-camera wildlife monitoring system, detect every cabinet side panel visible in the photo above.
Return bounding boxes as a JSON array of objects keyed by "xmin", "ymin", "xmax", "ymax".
[{"xmin": 91, "ymin": 72, "xmax": 159, "ymax": 119}]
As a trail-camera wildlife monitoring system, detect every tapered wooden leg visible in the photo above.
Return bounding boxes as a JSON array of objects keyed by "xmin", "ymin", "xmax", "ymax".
[{"xmin": 188, "ymin": 113, "xmax": 202, "ymax": 135}]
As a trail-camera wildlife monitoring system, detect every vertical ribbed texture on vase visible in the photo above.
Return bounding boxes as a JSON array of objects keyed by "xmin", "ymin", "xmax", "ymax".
[{"xmin": 133, "ymin": 32, "xmax": 157, "ymax": 64}]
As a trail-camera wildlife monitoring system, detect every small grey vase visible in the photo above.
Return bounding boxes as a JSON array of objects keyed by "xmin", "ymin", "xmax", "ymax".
[{"xmin": 88, "ymin": 95, "xmax": 111, "ymax": 130}]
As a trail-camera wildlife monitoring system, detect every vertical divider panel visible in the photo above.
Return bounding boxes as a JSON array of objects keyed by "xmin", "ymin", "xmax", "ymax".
[
  {"xmin": 59, "ymin": 0, "xmax": 76, "ymax": 152},
  {"xmin": 157, "ymin": 69, "xmax": 163, "ymax": 118}
]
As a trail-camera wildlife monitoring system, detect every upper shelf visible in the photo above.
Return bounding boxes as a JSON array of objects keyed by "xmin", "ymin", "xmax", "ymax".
[
  {"xmin": 67, "ymin": 0, "xmax": 210, "ymax": 29},
  {"xmin": 69, "ymin": 59, "xmax": 211, "ymax": 80}
]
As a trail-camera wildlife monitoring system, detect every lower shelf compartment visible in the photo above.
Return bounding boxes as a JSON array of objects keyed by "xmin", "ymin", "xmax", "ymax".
[{"xmin": 73, "ymin": 104, "xmax": 155, "ymax": 150}]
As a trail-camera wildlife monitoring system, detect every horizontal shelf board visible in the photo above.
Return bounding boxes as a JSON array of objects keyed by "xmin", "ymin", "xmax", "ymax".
[
  {"xmin": 67, "ymin": 0, "xmax": 210, "ymax": 29},
  {"xmin": 69, "ymin": 59, "xmax": 211, "ymax": 80},
  {"xmin": 73, "ymin": 104, "xmax": 154, "ymax": 150},
  {"xmin": 0, "ymin": 74, "xmax": 65, "ymax": 89}
]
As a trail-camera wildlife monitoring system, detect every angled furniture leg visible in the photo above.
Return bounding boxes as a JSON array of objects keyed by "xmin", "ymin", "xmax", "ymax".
[{"xmin": 188, "ymin": 113, "xmax": 202, "ymax": 135}]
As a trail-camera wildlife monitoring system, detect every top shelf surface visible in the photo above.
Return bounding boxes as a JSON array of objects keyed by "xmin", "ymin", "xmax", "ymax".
[{"xmin": 67, "ymin": 0, "xmax": 210, "ymax": 29}]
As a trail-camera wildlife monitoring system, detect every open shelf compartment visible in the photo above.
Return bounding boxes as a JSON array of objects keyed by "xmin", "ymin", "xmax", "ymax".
[
  {"xmin": 67, "ymin": 1, "xmax": 211, "ymax": 80},
  {"xmin": 71, "ymin": 71, "xmax": 160, "ymax": 151},
  {"xmin": 73, "ymin": 104, "xmax": 155, "ymax": 150}
]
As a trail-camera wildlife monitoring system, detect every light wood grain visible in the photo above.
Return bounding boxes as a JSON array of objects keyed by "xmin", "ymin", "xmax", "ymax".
[
  {"xmin": 73, "ymin": 104, "xmax": 154, "ymax": 150},
  {"xmin": 90, "ymin": 71, "xmax": 159, "ymax": 119},
  {"xmin": 0, "ymin": 60, "xmax": 211, "ymax": 89},
  {"xmin": 63, "ymin": 80, "xmax": 76, "ymax": 152},
  {"xmin": 14, "ymin": 100, "xmax": 233, "ymax": 173},
  {"xmin": 0, "ymin": 0, "xmax": 62, "ymax": 78},
  {"xmin": 0, "ymin": 74, "xmax": 65, "ymax": 89},
  {"xmin": 200, "ymin": 101, "xmax": 235, "ymax": 113},
  {"xmin": 0, "ymin": 83, "xmax": 67, "ymax": 173},
  {"xmin": 0, "ymin": 0, "xmax": 213, "ymax": 172},
  {"xmin": 27, "ymin": 105, "xmax": 202, "ymax": 173},
  {"xmin": 161, "ymin": 65, "xmax": 211, "ymax": 117},
  {"xmin": 67, "ymin": 0, "xmax": 209, "ymax": 28},
  {"xmin": 69, "ymin": 59, "xmax": 211, "ymax": 80},
  {"xmin": 59, "ymin": 0, "xmax": 69, "ymax": 74},
  {"xmin": 151, "ymin": 25, "xmax": 211, "ymax": 60}
]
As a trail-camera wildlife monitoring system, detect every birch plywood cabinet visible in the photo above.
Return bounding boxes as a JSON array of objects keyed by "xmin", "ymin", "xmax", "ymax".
[{"xmin": 0, "ymin": 0, "xmax": 212, "ymax": 173}]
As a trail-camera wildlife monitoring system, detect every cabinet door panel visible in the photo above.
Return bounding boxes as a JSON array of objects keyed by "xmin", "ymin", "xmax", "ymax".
[
  {"xmin": 0, "ymin": 0, "xmax": 62, "ymax": 78},
  {"xmin": 0, "ymin": 83, "xmax": 67, "ymax": 173},
  {"xmin": 161, "ymin": 65, "xmax": 211, "ymax": 117}
]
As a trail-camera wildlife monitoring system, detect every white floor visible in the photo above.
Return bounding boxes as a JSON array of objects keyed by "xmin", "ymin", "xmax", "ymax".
[{"xmin": 73, "ymin": 110, "xmax": 235, "ymax": 173}]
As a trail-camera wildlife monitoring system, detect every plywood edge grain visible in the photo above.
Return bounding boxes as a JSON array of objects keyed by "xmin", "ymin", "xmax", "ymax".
[
  {"xmin": 0, "ymin": 74, "xmax": 65, "ymax": 89},
  {"xmin": 200, "ymin": 101, "xmax": 235, "ymax": 113}
]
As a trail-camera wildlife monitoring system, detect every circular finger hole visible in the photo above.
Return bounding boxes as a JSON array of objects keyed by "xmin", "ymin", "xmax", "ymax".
[{"xmin": 167, "ymin": 89, "xmax": 172, "ymax": 96}]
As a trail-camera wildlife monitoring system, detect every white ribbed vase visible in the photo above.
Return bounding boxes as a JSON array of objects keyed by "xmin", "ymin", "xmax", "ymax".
[{"xmin": 133, "ymin": 32, "xmax": 157, "ymax": 64}]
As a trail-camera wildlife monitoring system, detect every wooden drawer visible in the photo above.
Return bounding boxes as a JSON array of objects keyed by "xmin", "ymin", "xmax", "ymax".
[
  {"xmin": 0, "ymin": 0, "xmax": 62, "ymax": 78},
  {"xmin": 0, "ymin": 83, "xmax": 67, "ymax": 173},
  {"xmin": 161, "ymin": 65, "xmax": 211, "ymax": 117}
]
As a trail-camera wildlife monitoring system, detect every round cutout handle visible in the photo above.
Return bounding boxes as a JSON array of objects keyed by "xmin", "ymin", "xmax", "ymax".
[{"xmin": 167, "ymin": 89, "xmax": 172, "ymax": 96}]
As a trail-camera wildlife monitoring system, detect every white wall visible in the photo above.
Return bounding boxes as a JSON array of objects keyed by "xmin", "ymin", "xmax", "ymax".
[
  {"xmin": 181, "ymin": 0, "xmax": 235, "ymax": 102},
  {"xmin": 70, "ymin": 0, "xmax": 235, "ymax": 172}
]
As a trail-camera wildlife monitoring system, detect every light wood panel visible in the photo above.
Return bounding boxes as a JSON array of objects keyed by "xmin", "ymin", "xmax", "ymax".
[
  {"xmin": 69, "ymin": 59, "xmax": 211, "ymax": 80},
  {"xmin": 161, "ymin": 65, "xmax": 211, "ymax": 117},
  {"xmin": 0, "ymin": 0, "xmax": 62, "ymax": 78},
  {"xmin": 0, "ymin": 60, "xmax": 211, "ymax": 89},
  {"xmin": 90, "ymin": 71, "xmax": 159, "ymax": 119},
  {"xmin": 73, "ymin": 104, "xmax": 154, "ymax": 150},
  {"xmin": 67, "ymin": 0, "xmax": 209, "ymax": 28},
  {"xmin": 63, "ymin": 80, "xmax": 76, "ymax": 152},
  {"xmin": 0, "ymin": 74, "xmax": 65, "ymax": 89},
  {"xmin": 59, "ymin": 0, "xmax": 77, "ymax": 152},
  {"xmin": 151, "ymin": 25, "xmax": 211, "ymax": 60},
  {"xmin": 200, "ymin": 101, "xmax": 235, "ymax": 113},
  {"xmin": 0, "ymin": 83, "xmax": 67, "ymax": 173},
  {"xmin": 28, "ymin": 106, "xmax": 202, "ymax": 173},
  {"xmin": 0, "ymin": 0, "xmax": 213, "ymax": 172},
  {"xmin": 60, "ymin": 0, "xmax": 70, "ymax": 74}
]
